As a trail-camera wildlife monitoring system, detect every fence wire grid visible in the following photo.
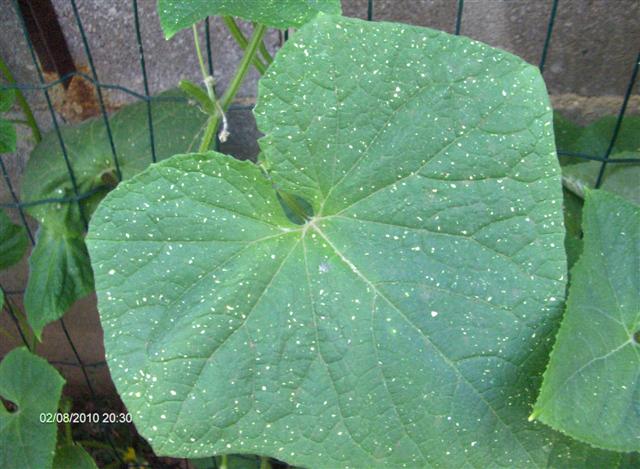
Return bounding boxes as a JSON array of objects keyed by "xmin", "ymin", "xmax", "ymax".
[{"xmin": 0, "ymin": 0, "xmax": 639, "ymax": 467}]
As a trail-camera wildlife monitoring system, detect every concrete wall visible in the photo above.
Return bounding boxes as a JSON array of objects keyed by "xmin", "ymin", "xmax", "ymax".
[{"xmin": 1, "ymin": 0, "xmax": 639, "ymax": 393}]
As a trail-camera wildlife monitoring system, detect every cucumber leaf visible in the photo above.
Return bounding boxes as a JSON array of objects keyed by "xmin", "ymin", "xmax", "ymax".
[
  {"xmin": 0, "ymin": 347, "xmax": 65, "ymax": 469},
  {"xmin": 0, "ymin": 208, "xmax": 28, "ymax": 270},
  {"xmin": 157, "ymin": 0, "xmax": 342, "ymax": 39},
  {"xmin": 24, "ymin": 225, "xmax": 94, "ymax": 339},
  {"xmin": 21, "ymin": 89, "xmax": 208, "ymax": 234},
  {"xmin": 533, "ymin": 190, "xmax": 640, "ymax": 451},
  {"xmin": 88, "ymin": 14, "xmax": 621, "ymax": 468}
]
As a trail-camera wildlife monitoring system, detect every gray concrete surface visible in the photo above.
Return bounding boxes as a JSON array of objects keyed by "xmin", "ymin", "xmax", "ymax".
[{"xmin": 1, "ymin": 0, "xmax": 639, "ymax": 393}]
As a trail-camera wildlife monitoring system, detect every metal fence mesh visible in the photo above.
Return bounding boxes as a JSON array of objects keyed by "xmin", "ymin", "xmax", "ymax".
[{"xmin": 0, "ymin": 0, "xmax": 638, "ymax": 466}]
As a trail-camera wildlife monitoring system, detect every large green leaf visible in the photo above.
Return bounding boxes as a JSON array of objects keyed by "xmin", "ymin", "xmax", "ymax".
[
  {"xmin": 0, "ymin": 347, "xmax": 65, "ymax": 469},
  {"xmin": 533, "ymin": 190, "xmax": 639, "ymax": 451},
  {"xmin": 157, "ymin": 0, "xmax": 342, "ymax": 39},
  {"xmin": 0, "ymin": 208, "xmax": 28, "ymax": 270},
  {"xmin": 21, "ymin": 89, "xmax": 208, "ymax": 234},
  {"xmin": 88, "ymin": 14, "xmax": 622, "ymax": 468},
  {"xmin": 52, "ymin": 443, "xmax": 98, "ymax": 469},
  {"xmin": 562, "ymin": 152, "xmax": 640, "ymax": 205},
  {"xmin": 24, "ymin": 225, "xmax": 94, "ymax": 339}
]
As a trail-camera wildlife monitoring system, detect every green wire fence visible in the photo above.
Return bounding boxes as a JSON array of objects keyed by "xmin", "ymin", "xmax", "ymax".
[{"xmin": 0, "ymin": 0, "xmax": 638, "ymax": 467}]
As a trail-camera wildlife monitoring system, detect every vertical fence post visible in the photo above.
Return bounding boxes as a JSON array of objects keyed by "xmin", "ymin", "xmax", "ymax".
[
  {"xmin": 132, "ymin": 0, "xmax": 157, "ymax": 163},
  {"xmin": 539, "ymin": 0, "xmax": 559, "ymax": 73},
  {"xmin": 455, "ymin": 0, "xmax": 464, "ymax": 35}
]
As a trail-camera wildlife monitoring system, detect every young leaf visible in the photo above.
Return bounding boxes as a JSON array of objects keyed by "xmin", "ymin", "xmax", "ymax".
[
  {"xmin": 24, "ymin": 225, "xmax": 94, "ymax": 339},
  {"xmin": 562, "ymin": 151, "xmax": 640, "ymax": 205},
  {"xmin": 88, "ymin": 14, "xmax": 622, "ymax": 468},
  {"xmin": 179, "ymin": 79, "xmax": 216, "ymax": 115},
  {"xmin": 0, "ymin": 89, "xmax": 17, "ymax": 153},
  {"xmin": 0, "ymin": 119, "xmax": 16, "ymax": 153},
  {"xmin": 0, "ymin": 347, "xmax": 65, "ymax": 469},
  {"xmin": 157, "ymin": 0, "xmax": 342, "ymax": 39},
  {"xmin": 0, "ymin": 89, "xmax": 16, "ymax": 113},
  {"xmin": 532, "ymin": 190, "xmax": 639, "ymax": 451},
  {"xmin": 53, "ymin": 443, "xmax": 98, "ymax": 469},
  {"xmin": 21, "ymin": 89, "xmax": 208, "ymax": 234},
  {"xmin": 0, "ymin": 208, "xmax": 28, "ymax": 270}
]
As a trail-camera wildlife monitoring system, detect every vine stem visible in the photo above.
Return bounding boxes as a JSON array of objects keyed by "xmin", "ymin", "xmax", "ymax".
[
  {"xmin": 260, "ymin": 456, "xmax": 272, "ymax": 469},
  {"xmin": 0, "ymin": 53, "xmax": 41, "ymax": 143},
  {"xmin": 199, "ymin": 23, "xmax": 267, "ymax": 152},
  {"xmin": 222, "ymin": 17, "xmax": 271, "ymax": 74},
  {"xmin": 193, "ymin": 25, "xmax": 208, "ymax": 78}
]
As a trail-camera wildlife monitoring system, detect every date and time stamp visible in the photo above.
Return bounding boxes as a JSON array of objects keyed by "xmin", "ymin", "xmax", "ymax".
[{"xmin": 39, "ymin": 412, "xmax": 132, "ymax": 424}]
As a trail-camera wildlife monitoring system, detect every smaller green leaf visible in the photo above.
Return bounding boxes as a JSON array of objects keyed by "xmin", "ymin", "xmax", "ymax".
[
  {"xmin": 0, "ymin": 208, "xmax": 28, "ymax": 270},
  {"xmin": 157, "ymin": 0, "xmax": 342, "ymax": 39},
  {"xmin": 24, "ymin": 225, "xmax": 94, "ymax": 339},
  {"xmin": 53, "ymin": 443, "xmax": 98, "ymax": 469},
  {"xmin": 0, "ymin": 89, "xmax": 15, "ymax": 113},
  {"xmin": 21, "ymin": 89, "xmax": 208, "ymax": 234},
  {"xmin": 533, "ymin": 190, "xmax": 640, "ymax": 452},
  {"xmin": 0, "ymin": 118, "xmax": 17, "ymax": 153},
  {"xmin": 0, "ymin": 347, "xmax": 66, "ymax": 469},
  {"xmin": 179, "ymin": 79, "xmax": 216, "ymax": 115},
  {"xmin": 562, "ymin": 151, "xmax": 640, "ymax": 205}
]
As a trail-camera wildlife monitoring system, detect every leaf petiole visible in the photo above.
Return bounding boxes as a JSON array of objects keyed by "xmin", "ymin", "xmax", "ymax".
[
  {"xmin": 199, "ymin": 23, "xmax": 267, "ymax": 151},
  {"xmin": 222, "ymin": 17, "xmax": 270, "ymax": 74}
]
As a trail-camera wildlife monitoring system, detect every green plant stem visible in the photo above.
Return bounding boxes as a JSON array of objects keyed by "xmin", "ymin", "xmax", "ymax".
[
  {"xmin": 60, "ymin": 398, "xmax": 73, "ymax": 444},
  {"xmin": 198, "ymin": 23, "xmax": 267, "ymax": 152},
  {"xmin": 220, "ymin": 454, "xmax": 228, "ymax": 469},
  {"xmin": 0, "ymin": 324, "xmax": 18, "ymax": 342},
  {"xmin": 222, "ymin": 17, "xmax": 269, "ymax": 74},
  {"xmin": 0, "ymin": 54, "xmax": 41, "ymax": 143},
  {"xmin": 6, "ymin": 298, "xmax": 37, "ymax": 351},
  {"xmin": 260, "ymin": 456, "xmax": 272, "ymax": 469},
  {"xmin": 259, "ymin": 39, "xmax": 274, "ymax": 65},
  {"xmin": 192, "ymin": 24, "xmax": 209, "ymax": 84}
]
